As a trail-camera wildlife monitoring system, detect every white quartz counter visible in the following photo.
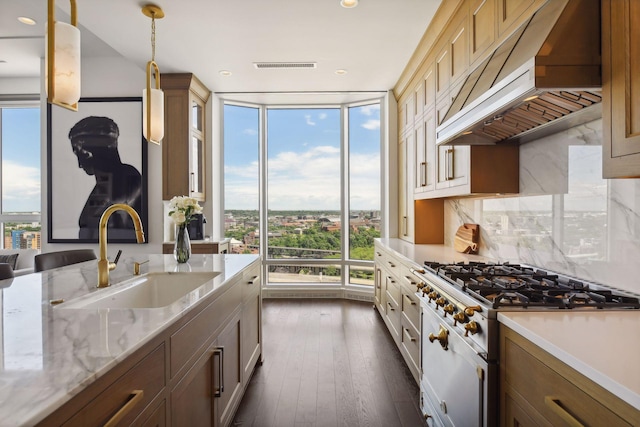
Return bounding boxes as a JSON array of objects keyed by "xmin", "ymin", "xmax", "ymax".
[
  {"xmin": 498, "ymin": 311, "xmax": 640, "ymax": 412},
  {"xmin": 0, "ymin": 253, "xmax": 259, "ymax": 426}
]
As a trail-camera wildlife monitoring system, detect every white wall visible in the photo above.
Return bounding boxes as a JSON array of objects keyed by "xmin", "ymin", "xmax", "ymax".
[{"xmin": 41, "ymin": 56, "xmax": 164, "ymax": 257}]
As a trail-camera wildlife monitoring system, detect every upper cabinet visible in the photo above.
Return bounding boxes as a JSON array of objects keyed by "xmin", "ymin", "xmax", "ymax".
[
  {"xmin": 161, "ymin": 73, "xmax": 210, "ymax": 201},
  {"xmin": 602, "ymin": 0, "xmax": 640, "ymax": 178},
  {"xmin": 497, "ymin": 0, "xmax": 547, "ymax": 38},
  {"xmin": 469, "ymin": 0, "xmax": 496, "ymax": 66}
]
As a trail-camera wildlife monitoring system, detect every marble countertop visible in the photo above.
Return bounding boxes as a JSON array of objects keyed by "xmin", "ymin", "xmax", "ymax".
[
  {"xmin": 498, "ymin": 311, "xmax": 640, "ymax": 411},
  {"xmin": 0, "ymin": 253, "xmax": 259, "ymax": 426},
  {"xmin": 376, "ymin": 237, "xmax": 496, "ymax": 266}
]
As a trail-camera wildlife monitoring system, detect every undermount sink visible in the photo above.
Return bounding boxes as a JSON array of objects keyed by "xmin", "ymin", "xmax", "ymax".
[{"xmin": 58, "ymin": 271, "xmax": 220, "ymax": 309}]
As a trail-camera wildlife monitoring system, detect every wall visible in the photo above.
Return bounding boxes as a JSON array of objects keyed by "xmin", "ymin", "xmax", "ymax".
[
  {"xmin": 42, "ymin": 56, "xmax": 164, "ymax": 256},
  {"xmin": 445, "ymin": 119, "xmax": 640, "ymax": 294}
]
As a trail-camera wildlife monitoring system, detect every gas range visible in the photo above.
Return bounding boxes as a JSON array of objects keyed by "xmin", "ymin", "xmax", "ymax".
[
  {"xmin": 423, "ymin": 261, "xmax": 640, "ymax": 310},
  {"xmin": 414, "ymin": 261, "xmax": 639, "ymax": 426}
]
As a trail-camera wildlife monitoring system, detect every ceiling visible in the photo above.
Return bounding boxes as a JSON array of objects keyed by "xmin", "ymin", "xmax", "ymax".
[{"xmin": 0, "ymin": 0, "xmax": 442, "ymax": 103}]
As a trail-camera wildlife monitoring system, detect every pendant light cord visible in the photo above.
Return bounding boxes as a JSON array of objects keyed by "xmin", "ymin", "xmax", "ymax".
[{"xmin": 151, "ymin": 13, "xmax": 156, "ymax": 63}]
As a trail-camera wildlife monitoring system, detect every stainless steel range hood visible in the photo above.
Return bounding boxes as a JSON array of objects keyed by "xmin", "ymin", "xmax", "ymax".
[{"xmin": 436, "ymin": 0, "xmax": 601, "ymax": 146}]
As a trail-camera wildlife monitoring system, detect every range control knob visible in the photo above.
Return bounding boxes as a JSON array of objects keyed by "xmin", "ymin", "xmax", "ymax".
[
  {"xmin": 464, "ymin": 321, "xmax": 479, "ymax": 337},
  {"xmin": 464, "ymin": 306, "xmax": 482, "ymax": 316},
  {"xmin": 435, "ymin": 297, "xmax": 446, "ymax": 309},
  {"xmin": 443, "ymin": 304, "xmax": 455, "ymax": 317},
  {"xmin": 428, "ymin": 291, "xmax": 438, "ymax": 302},
  {"xmin": 416, "ymin": 282, "xmax": 425, "ymax": 292},
  {"xmin": 453, "ymin": 312, "xmax": 467, "ymax": 325}
]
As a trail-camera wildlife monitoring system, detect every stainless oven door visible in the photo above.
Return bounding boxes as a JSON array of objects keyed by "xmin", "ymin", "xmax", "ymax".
[{"xmin": 421, "ymin": 302, "xmax": 496, "ymax": 427}]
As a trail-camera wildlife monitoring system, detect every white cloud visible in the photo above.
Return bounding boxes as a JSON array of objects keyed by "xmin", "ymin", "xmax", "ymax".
[
  {"xmin": 224, "ymin": 146, "xmax": 380, "ymax": 210},
  {"xmin": 243, "ymin": 128, "xmax": 258, "ymax": 136},
  {"xmin": 2, "ymin": 161, "xmax": 40, "ymax": 212},
  {"xmin": 305, "ymin": 115, "xmax": 316, "ymax": 126},
  {"xmin": 359, "ymin": 104, "xmax": 381, "ymax": 116},
  {"xmin": 362, "ymin": 119, "xmax": 380, "ymax": 130},
  {"xmin": 319, "ymin": 113, "xmax": 327, "ymax": 120}
]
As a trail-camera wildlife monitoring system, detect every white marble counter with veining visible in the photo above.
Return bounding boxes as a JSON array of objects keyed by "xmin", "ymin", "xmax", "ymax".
[
  {"xmin": 498, "ymin": 311, "xmax": 640, "ymax": 412},
  {"xmin": 0, "ymin": 253, "xmax": 259, "ymax": 427},
  {"xmin": 376, "ymin": 237, "xmax": 496, "ymax": 267}
]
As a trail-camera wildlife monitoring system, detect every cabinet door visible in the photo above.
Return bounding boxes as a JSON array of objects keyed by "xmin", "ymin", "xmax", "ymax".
[
  {"xmin": 435, "ymin": 45, "xmax": 450, "ymax": 102},
  {"xmin": 415, "ymin": 109, "xmax": 437, "ymax": 196},
  {"xmin": 413, "ymin": 121, "xmax": 425, "ymax": 194},
  {"xmin": 241, "ymin": 275, "xmax": 261, "ymax": 381},
  {"xmin": 470, "ymin": 0, "xmax": 496, "ymax": 65},
  {"xmin": 603, "ymin": 0, "xmax": 640, "ymax": 178},
  {"xmin": 398, "ymin": 133, "xmax": 415, "ymax": 242},
  {"xmin": 435, "ymin": 145, "xmax": 469, "ymax": 191},
  {"xmin": 171, "ymin": 346, "xmax": 217, "ymax": 427},
  {"xmin": 215, "ymin": 314, "xmax": 242, "ymax": 427},
  {"xmin": 449, "ymin": 13, "xmax": 469, "ymax": 87},
  {"xmin": 374, "ymin": 264, "xmax": 383, "ymax": 309},
  {"xmin": 189, "ymin": 95, "xmax": 206, "ymax": 200}
]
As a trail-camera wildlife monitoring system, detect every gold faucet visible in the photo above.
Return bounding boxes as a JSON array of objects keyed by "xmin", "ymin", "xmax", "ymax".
[{"xmin": 97, "ymin": 204, "xmax": 145, "ymax": 288}]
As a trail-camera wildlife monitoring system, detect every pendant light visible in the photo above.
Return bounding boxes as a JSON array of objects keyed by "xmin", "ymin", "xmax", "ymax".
[
  {"xmin": 142, "ymin": 4, "xmax": 165, "ymax": 145},
  {"xmin": 46, "ymin": 0, "xmax": 81, "ymax": 111}
]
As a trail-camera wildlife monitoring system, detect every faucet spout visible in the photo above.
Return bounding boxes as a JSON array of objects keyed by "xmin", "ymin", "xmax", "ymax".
[{"xmin": 97, "ymin": 203, "xmax": 145, "ymax": 288}]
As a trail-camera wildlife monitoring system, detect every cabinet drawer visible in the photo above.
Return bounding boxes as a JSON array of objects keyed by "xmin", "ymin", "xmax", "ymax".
[
  {"xmin": 503, "ymin": 335, "xmax": 631, "ymax": 427},
  {"xmin": 401, "ymin": 316, "xmax": 420, "ymax": 375},
  {"xmin": 170, "ymin": 283, "xmax": 242, "ymax": 377},
  {"xmin": 63, "ymin": 343, "xmax": 165, "ymax": 427},
  {"xmin": 242, "ymin": 262, "xmax": 261, "ymax": 302},
  {"xmin": 401, "ymin": 289, "xmax": 421, "ymax": 332},
  {"xmin": 384, "ymin": 292, "xmax": 402, "ymax": 338},
  {"xmin": 385, "ymin": 274, "xmax": 401, "ymax": 306}
]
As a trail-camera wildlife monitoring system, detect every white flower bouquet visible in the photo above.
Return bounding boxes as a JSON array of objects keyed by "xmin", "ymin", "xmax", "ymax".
[{"xmin": 168, "ymin": 196, "xmax": 203, "ymax": 225}]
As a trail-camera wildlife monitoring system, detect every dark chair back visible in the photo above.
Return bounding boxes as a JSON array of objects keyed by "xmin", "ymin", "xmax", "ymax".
[
  {"xmin": 34, "ymin": 249, "xmax": 97, "ymax": 272},
  {"xmin": 0, "ymin": 263, "xmax": 14, "ymax": 280}
]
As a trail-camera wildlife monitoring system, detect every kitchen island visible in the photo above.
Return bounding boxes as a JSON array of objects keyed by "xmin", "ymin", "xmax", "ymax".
[{"xmin": 0, "ymin": 253, "xmax": 261, "ymax": 426}]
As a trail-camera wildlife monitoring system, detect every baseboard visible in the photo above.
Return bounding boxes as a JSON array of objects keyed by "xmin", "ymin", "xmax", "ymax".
[{"xmin": 263, "ymin": 286, "xmax": 374, "ymax": 302}]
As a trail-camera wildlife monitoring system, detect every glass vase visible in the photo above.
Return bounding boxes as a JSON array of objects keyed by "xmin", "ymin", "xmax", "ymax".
[{"xmin": 174, "ymin": 223, "xmax": 191, "ymax": 263}]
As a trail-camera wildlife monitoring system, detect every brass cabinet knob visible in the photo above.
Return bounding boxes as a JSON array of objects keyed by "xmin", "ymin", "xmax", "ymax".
[
  {"xmin": 428, "ymin": 291, "xmax": 438, "ymax": 302},
  {"xmin": 443, "ymin": 304, "xmax": 455, "ymax": 317},
  {"xmin": 464, "ymin": 321, "xmax": 479, "ymax": 337},
  {"xmin": 464, "ymin": 305, "xmax": 482, "ymax": 316},
  {"xmin": 428, "ymin": 325, "xmax": 449, "ymax": 350},
  {"xmin": 453, "ymin": 312, "xmax": 467, "ymax": 325}
]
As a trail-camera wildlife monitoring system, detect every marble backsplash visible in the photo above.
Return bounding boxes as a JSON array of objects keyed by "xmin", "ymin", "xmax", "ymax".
[{"xmin": 444, "ymin": 119, "xmax": 640, "ymax": 294}]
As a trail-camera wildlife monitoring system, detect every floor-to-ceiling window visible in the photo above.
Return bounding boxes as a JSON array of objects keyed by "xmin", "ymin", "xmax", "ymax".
[
  {"xmin": 223, "ymin": 99, "xmax": 381, "ymax": 288},
  {"xmin": 0, "ymin": 105, "xmax": 41, "ymax": 250}
]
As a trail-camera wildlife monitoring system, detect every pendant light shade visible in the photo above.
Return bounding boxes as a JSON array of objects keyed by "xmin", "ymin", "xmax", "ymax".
[
  {"xmin": 143, "ymin": 62, "xmax": 164, "ymax": 144},
  {"xmin": 46, "ymin": 0, "xmax": 81, "ymax": 111},
  {"xmin": 142, "ymin": 4, "xmax": 165, "ymax": 145}
]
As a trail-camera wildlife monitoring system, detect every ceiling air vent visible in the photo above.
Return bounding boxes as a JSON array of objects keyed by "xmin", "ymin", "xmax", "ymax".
[{"xmin": 253, "ymin": 62, "xmax": 317, "ymax": 69}]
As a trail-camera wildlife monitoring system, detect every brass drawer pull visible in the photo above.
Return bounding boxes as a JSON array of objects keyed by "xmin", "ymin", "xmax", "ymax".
[
  {"xmin": 404, "ymin": 294, "xmax": 416, "ymax": 305},
  {"xmin": 403, "ymin": 328, "xmax": 416, "ymax": 342},
  {"xmin": 104, "ymin": 390, "xmax": 144, "ymax": 427},
  {"xmin": 544, "ymin": 396, "xmax": 584, "ymax": 427},
  {"xmin": 247, "ymin": 275, "xmax": 259, "ymax": 285}
]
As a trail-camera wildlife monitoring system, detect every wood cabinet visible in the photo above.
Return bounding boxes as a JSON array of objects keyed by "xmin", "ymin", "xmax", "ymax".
[
  {"xmin": 162, "ymin": 240, "xmax": 230, "ymax": 255},
  {"xmin": 469, "ymin": 0, "xmax": 496, "ymax": 66},
  {"xmin": 500, "ymin": 325, "xmax": 639, "ymax": 427},
  {"xmin": 602, "ymin": 0, "xmax": 640, "ymax": 178},
  {"xmin": 497, "ymin": 0, "xmax": 546, "ymax": 39},
  {"xmin": 162, "ymin": 73, "xmax": 210, "ymax": 201},
  {"xmin": 39, "ymin": 258, "xmax": 262, "ymax": 427}
]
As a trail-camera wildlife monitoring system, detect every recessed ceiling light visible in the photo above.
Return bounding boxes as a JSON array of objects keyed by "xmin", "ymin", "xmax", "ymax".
[
  {"xmin": 340, "ymin": 0, "xmax": 358, "ymax": 8},
  {"xmin": 335, "ymin": 69, "xmax": 348, "ymax": 75},
  {"xmin": 219, "ymin": 70, "xmax": 232, "ymax": 76},
  {"xmin": 17, "ymin": 16, "xmax": 36, "ymax": 25},
  {"xmin": 0, "ymin": 60, "xmax": 7, "ymax": 64}
]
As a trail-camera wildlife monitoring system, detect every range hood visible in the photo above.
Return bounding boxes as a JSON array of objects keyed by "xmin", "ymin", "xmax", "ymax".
[{"xmin": 436, "ymin": 0, "xmax": 601, "ymax": 146}]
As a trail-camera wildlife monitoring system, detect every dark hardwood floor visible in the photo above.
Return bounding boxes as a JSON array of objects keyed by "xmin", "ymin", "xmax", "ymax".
[{"xmin": 232, "ymin": 299, "xmax": 425, "ymax": 427}]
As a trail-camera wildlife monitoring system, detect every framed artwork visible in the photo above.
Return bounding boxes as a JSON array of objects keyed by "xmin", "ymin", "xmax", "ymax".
[{"xmin": 47, "ymin": 97, "xmax": 148, "ymax": 243}]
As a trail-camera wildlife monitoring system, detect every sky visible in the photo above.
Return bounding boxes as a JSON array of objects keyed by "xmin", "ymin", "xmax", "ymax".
[
  {"xmin": 1, "ymin": 108, "xmax": 41, "ymax": 213},
  {"xmin": 224, "ymin": 103, "xmax": 381, "ymax": 211}
]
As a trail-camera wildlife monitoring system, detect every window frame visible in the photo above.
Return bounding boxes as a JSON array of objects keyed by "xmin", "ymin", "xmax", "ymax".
[
  {"xmin": 0, "ymin": 101, "xmax": 41, "ymax": 250},
  {"xmin": 222, "ymin": 97, "xmax": 384, "ymax": 290}
]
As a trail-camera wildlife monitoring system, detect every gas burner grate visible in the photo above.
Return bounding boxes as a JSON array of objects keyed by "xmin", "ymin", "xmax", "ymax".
[{"xmin": 423, "ymin": 260, "xmax": 640, "ymax": 310}]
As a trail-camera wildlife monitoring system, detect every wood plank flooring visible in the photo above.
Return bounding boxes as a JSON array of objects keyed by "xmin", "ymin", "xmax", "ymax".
[{"xmin": 232, "ymin": 299, "xmax": 425, "ymax": 427}]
